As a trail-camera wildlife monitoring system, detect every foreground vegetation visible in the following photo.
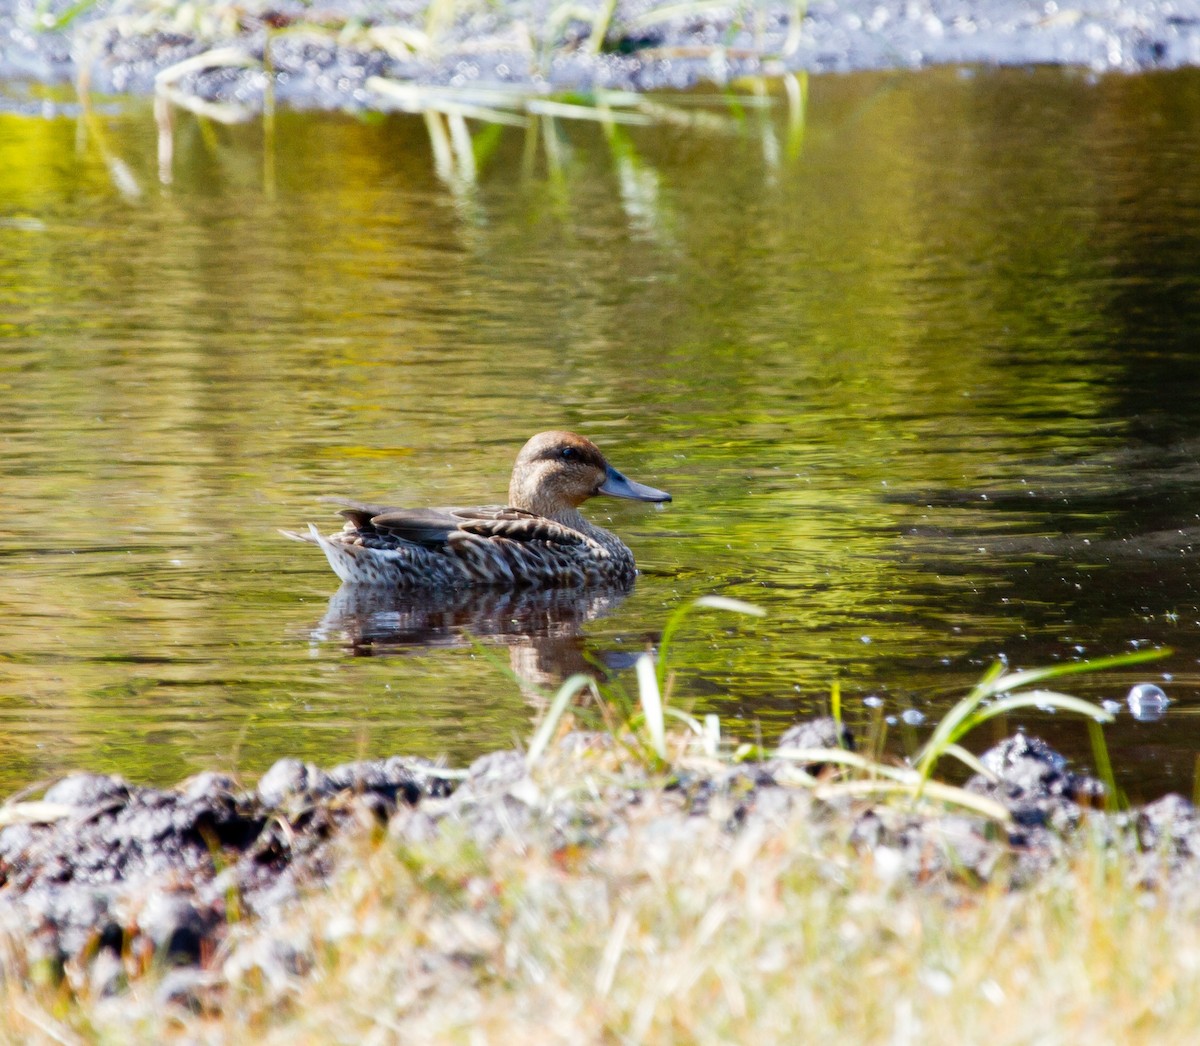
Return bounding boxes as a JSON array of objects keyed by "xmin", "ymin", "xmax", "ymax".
[
  {"xmin": 0, "ymin": 601, "xmax": 1192, "ymax": 1043},
  {"xmin": 5, "ymin": 752, "xmax": 1200, "ymax": 1043}
]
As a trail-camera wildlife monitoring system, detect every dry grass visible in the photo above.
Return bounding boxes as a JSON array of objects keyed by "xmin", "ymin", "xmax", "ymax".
[{"xmin": 3, "ymin": 735, "xmax": 1200, "ymax": 1045}]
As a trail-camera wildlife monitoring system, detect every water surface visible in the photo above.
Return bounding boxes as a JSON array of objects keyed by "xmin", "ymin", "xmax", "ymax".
[{"xmin": 4, "ymin": 67, "xmax": 1200, "ymax": 801}]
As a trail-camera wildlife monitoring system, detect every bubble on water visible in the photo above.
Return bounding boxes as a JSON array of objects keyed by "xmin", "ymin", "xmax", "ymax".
[
  {"xmin": 900, "ymin": 709, "xmax": 925, "ymax": 726},
  {"xmin": 885, "ymin": 715, "xmax": 897, "ymax": 725},
  {"xmin": 1127, "ymin": 683, "xmax": 1170, "ymax": 722},
  {"xmin": 1100, "ymin": 699, "xmax": 1122, "ymax": 716},
  {"xmin": 863, "ymin": 695, "xmax": 884, "ymax": 708}
]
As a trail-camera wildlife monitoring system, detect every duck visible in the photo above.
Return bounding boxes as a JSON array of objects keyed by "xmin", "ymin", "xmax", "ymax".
[{"xmin": 282, "ymin": 431, "xmax": 671, "ymax": 589}]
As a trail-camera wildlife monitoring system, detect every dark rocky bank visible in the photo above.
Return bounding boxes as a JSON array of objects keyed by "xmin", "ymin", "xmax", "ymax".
[
  {"xmin": 3, "ymin": 720, "xmax": 1199, "ymax": 988},
  {"xmin": 6, "ymin": 0, "xmax": 1200, "ymax": 113}
]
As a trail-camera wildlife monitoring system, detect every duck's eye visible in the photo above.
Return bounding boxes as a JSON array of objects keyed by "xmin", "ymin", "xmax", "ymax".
[{"xmin": 559, "ymin": 447, "xmax": 580, "ymax": 462}]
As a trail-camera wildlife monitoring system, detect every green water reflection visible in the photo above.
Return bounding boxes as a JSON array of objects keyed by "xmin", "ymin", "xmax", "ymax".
[{"xmin": 4, "ymin": 67, "xmax": 1200, "ymax": 800}]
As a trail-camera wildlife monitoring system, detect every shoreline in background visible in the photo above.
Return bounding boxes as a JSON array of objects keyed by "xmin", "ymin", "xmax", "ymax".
[{"xmin": 3, "ymin": 0, "xmax": 1200, "ymax": 114}]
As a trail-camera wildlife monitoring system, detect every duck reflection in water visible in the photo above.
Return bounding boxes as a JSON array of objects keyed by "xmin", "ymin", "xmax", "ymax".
[{"xmin": 310, "ymin": 583, "xmax": 637, "ymax": 688}]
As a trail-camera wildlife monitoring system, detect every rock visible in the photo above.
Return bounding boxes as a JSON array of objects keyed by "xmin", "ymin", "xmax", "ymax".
[
  {"xmin": 1138, "ymin": 793, "xmax": 1200, "ymax": 856},
  {"xmin": 43, "ymin": 773, "xmax": 130, "ymax": 807},
  {"xmin": 134, "ymin": 892, "xmax": 220, "ymax": 962},
  {"xmin": 0, "ymin": 722, "xmax": 1167, "ymax": 983},
  {"xmin": 966, "ymin": 732, "xmax": 1106, "ymax": 828},
  {"xmin": 180, "ymin": 772, "xmax": 239, "ymax": 802},
  {"xmin": 465, "ymin": 750, "xmax": 528, "ymax": 793},
  {"xmin": 777, "ymin": 717, "xmax": 856, "ymax": 753},
  {"xmin": 326, "ymin": 757, "xmax": 454, "ymax": 805},
  {"xmin": 256, "ymin": 759, "xmax": 335, "ymax": 807},
  {"xmin": 771, "ymin": 716, "xmax": 856, "ymax": 776}
]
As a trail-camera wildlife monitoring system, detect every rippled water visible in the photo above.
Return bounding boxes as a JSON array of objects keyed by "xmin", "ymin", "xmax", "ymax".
[{"xmin": 4, "ymin": 67, "xmax": 1200, "ymax": 800}]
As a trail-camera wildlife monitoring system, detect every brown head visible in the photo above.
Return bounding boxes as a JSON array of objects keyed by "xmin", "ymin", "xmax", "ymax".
[{"xmin": 508, "ymin": 431, "xmax": 671, "ymax": 519}]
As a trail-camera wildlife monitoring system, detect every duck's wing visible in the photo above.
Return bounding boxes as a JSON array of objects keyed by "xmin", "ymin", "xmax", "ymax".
[
  {"xmin": 449, "ymin": 507, "xmax": 587, "ymax": 547},
  {"xmin": 324, "ymin": 499, "xmax": 585, "ymax": 550},
  {"xmin": 323, "ymin": 498, "xmax": 466, "ymax": 549},
  {"xmin": 320, "ymin": 497, "xmax": 396, "ymax": 529}
]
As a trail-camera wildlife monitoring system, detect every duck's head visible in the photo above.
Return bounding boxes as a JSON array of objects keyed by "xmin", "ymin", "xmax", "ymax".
[{"xmin": 509, "ymin": 431, "xmax": 671, "ymax": 518}]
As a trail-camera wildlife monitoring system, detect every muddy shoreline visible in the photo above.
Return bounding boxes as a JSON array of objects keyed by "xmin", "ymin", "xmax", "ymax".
[
  {"xmin": 4, "ymin": 720, "xmax": 1200, "ymax": 997},
  {"xmin": 4, "ymin": 0, "xmax": 1200, "ymax": 113}
]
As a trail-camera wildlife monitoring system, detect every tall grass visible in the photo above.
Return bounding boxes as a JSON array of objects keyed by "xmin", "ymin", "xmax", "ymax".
[
  {"xmin": 518, "ymin": 592, "xmax": 1163, "ymax": 823},
  {"xmin": 912, "ymin": 649, "xmax": 1167, "ymax": 789}
]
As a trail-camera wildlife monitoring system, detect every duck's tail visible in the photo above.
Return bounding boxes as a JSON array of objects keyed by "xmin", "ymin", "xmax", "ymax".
[
  {"xmin": 279, "ymin": 524, "xmax": 357, "ymax": 582},
  {"xmin": 280, "ymin": 523, "xmax": 404, "ymax": 585},
  {"xmin": 278, "ymin": 523, "xmax": 322, "ymax": 544}
]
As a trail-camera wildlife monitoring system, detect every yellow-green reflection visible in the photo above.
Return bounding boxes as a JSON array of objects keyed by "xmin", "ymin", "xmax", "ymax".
[{"xmin": 3, "ymin": 67, "xmax": 1200, "ymax": 799}]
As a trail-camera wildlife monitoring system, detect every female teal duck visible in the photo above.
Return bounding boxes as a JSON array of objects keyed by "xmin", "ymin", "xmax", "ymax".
[{"xmin": 283, "ymin": 431, "xmax": 670, "ymax": 589}]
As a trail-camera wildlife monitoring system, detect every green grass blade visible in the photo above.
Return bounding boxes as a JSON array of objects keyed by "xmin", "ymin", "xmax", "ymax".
[
  {"xmin": 692, "ymin": 595, "xmax": 767, "ymax": 617},
  {"xmin": 771, "ymin": 748, "xmax": 917, "ymax": 783},
  {"xmin": 657, "ymin": 594, "xmax": 765, "ymax": 691},
  {"xmin": 985, "ymin": 648, "xmax": 1170, "ymax": 695},
  {"xmin": 636, "ymin": 653, "xmax": 666, "ymax": 761},
  {"xmin": 526, "ymin": 100, "xmax": 653, "ymax": 125},
  {"xmin": 940, "ymin": 743, "xmax": 995, "ymax": 781},
  {"xmin": 467, "ymin": 633, "xmax": 552, "ymax": 705},
  {"xmin": 958, "ymin": 690, "xmax": 1114, "ymax": 730},
  {"xmin": 663, "ymin": 707, "xmax": 704, "ymax": 735},
  {"xmin": 585, "ymin": 0, "xmax": 619, "ymax": 53},
  {"xmin": 914, "ymin": 663, "xmax": 1005, "ymax": 775},
  {"xmin": 815, "ymin": 779, "xmax": 1012, "ymax": 823},
  {"xmin": 526, "ymin": 674, "xmax": 598, "ymax": 767},
  {"xmin": 915, "ymin": 651, "xmax": 1157, "ymax": 777},
  {"xmin": 34, "ymin": 0, "xmax": 99, "ymax": 32},
  {"xmin": 1088, "ymin": 718, "xmax": 1123, "ymax": 813}
]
